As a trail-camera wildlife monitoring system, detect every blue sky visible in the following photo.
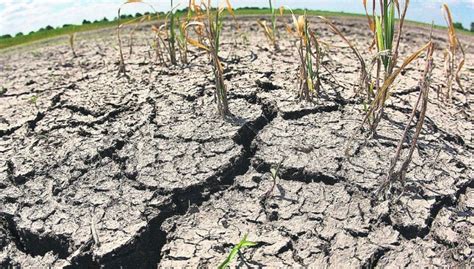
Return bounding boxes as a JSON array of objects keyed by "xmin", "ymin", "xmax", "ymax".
[{"xmin": 0, "ymin": 0, "xmax": 473, "ymax": 36}]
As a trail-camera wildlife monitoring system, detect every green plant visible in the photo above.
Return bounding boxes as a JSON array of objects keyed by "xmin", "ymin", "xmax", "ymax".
[
  {"xmin": 346, "ymin": 0, "xmax": 432, "ymax": 155},
  {"xmin": 29, "ymin": 95, "xmax": 38, "ymax": 108},
  {"xmin": 218, "ymin": 234, "xmax": 257, "ymax": 269}
]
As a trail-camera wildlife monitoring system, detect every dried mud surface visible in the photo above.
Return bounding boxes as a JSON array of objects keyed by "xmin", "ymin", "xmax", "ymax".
[{"xmin": 0, "ymin": 17, "xmax": 473, "ymax": 268}]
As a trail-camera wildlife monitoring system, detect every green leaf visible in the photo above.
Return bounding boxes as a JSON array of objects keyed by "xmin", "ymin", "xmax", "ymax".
[
  {"xmin": 218, "ymin": 234, "xmax": 257, "ymax": 269},
  {"xmin": 375, "ymin": 16, "xmax": 384, "ymax": 52}
]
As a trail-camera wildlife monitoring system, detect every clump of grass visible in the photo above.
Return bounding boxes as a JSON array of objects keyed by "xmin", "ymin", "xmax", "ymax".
[
  {"xmin": 442, "ymin": 4, "xmax": 465, "ymax": 102},
  {"xmin": 186, "ymin": 0, "xmax": 233, "ymax": 117},
  {"xmin": 362, "ymin": 0, "xmax": 414, "ymax": 133},
  {"xmin": 68, "ymin": 33, "xmax": 76, "ymax": 57},
  {"xmin": 378, "ymin": 40, "xmax": 435, "ymax": 198},
  {"xmin": 257, "ymin": 0, "xmax": 282, "ymax": 49},
  {"xmin": 218, "ymin": 234, "xmax": 257, "ymax": 269}
]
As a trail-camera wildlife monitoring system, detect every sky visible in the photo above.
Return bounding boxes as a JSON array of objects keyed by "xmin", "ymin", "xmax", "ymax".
[{"xmin": 0, "ymin": 0, "xmax": 473, "ymax": 36}]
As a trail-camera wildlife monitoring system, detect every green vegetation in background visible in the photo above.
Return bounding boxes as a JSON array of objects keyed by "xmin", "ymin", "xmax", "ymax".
[{"xmin": 1, "ymin": 7, "xmax": 472, "ymax": 50}]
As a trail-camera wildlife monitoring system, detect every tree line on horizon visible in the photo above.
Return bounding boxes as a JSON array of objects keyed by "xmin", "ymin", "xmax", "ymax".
[{"xmin": 1, "ymin": 7, "xmax": 473, "ymax": 40}]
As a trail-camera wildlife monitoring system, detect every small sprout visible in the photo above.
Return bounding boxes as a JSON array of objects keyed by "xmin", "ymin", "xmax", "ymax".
[
  {"xmin": 29, "ymin": 95, "xmax": 38, "ymax": 107},
  {"xmin": 264, "ymin": 160, "xmax": 283, "ymax": 199},
  {"xmin": 218, "ymin": 234, "xmax": 257, "ymax": 269}
]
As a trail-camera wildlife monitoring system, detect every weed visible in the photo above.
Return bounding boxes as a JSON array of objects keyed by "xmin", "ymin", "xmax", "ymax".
[
  {"xmin": 218, "ymin": 234, "xmax": 257, "ymax": 269},
  {"xmin": 442, "ymin": 4, "xmax": 465, "ymax": 101}
]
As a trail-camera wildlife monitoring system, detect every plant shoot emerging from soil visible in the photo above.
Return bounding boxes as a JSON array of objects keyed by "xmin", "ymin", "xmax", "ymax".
[{"xmin": 218, "ymin": 234, "xmax": 256, "ymax": 269}]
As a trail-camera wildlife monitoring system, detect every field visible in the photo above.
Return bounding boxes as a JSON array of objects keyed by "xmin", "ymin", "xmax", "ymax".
[{"xmin": 0, "ymin": 11, "xmax": 473, "ymax": 268}]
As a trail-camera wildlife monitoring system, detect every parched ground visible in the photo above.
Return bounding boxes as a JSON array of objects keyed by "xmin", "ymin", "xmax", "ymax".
[{"xmin": 0, "ymin": 16, "xmax": 473, "ymax": 268}]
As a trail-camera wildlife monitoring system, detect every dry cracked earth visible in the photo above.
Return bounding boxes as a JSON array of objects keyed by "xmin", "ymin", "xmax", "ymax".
[{"xmin": 0, "ymin": 17, "xmax": 473, "ymax": 268}]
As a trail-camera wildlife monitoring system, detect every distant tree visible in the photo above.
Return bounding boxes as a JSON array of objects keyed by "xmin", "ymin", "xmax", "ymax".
[
  {"xmin": 63, "ymin": 24, "xmax": 73, "ymax": 28},
  {"xmin": 453, "ymin": 22, "xmax": 464, "ymax": 30},
  {"xmin": 471, "ymin": 22, "xmax": 474, "ymax": 32},
  {"xmin": 82, "ymin": 19, "xmax": 91, "ymax": 25},
  {"xmin": 16, "ymin": 32, "xmax": 24, "ymax": 37},
  {"xmin": 135, "ymin": 12, "xmax": 142, "ymax": 17},
  {"xmin": 120, "ymin": 14, "xmax": 128, "ymax": 19},
  {"xmin": 38, "ymin": 27, "xmax": 45, "ymax": 32},
  {"xmin": 93, "ymin": 20, "xmax": 99, "ymax": 24},
  {"xmin": 0, "ymin": 34, "xmax": 12, "ymax": 39},
  {"xmin": 102, "ymin": 17, "xmax": 109, "ymax": 22},
  {"xmin": 45, "ymin": 25, "xmax": 54, "ymax": 30}
]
